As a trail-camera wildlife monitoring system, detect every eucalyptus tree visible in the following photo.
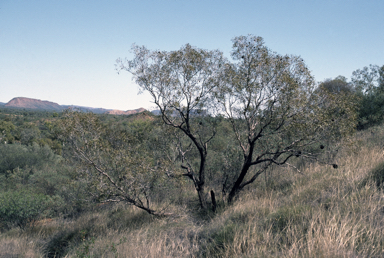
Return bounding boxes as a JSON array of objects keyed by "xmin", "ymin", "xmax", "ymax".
[
  {"xmin": 117, "ymin": 36, "xmax": 357, "ymax": 208},
  {"xmin": 117, "ymin": 44, "xmax": 226, "ymax": 209},
  {"xmin": 216, "ymin": 35, "xmax": 357, "ymax": 203}
]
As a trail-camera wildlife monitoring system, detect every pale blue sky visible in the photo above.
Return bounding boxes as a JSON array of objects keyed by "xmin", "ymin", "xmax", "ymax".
[{"xmin": 1, "ymin": 0, "xmax": 383, "ymax": 110}]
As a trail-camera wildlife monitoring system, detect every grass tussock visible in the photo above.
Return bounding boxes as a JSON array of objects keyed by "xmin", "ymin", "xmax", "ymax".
[{"xmin": 2, "ymin": 126, "xmax": 384, "ymax": 257}]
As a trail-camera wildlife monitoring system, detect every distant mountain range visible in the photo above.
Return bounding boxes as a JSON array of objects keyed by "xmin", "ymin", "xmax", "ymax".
[{"xmin": 0, "ymin": 97, "xmax": 147, "ymax": 115}]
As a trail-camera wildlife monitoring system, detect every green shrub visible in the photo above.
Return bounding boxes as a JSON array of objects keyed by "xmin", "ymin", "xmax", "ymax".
[
  {"xmin": 19, "ymin": 125, "xmax": 41, "ymax": 145},
  {"xmin": 0, "ymin": 189, "xmax": 52, "ymax": 229},
  {"xmin": 0, "ymin": 143, "xmax": 61, "ymax": 175},
  {"xmin": 0, "ymin": 120, "xmax": 16, "ymax": 143}
]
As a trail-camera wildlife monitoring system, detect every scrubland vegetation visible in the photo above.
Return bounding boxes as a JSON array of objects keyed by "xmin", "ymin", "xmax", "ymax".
[
  {"xmin": 1, "ymin": 35, "xmax": 384, "ymax": 257},
  {"xmin": 1, "ymin": 117, "xmax": 384, "ymax": 257}
]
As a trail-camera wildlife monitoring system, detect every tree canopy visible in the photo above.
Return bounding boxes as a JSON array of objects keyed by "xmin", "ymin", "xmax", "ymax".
[
  {"xmin": 116, "ymin": 35, "xmax": 358, "ymax": 207},
  {"xmin": 217, "ymin": 35, "xmax": 357, "ymax": 202},
  {"xmin": 117, "ymin": 44, "xmax": 226, "ymax": 209}
]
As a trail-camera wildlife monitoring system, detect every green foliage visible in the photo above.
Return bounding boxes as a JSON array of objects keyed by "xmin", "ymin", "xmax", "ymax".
[
  {"xmin": 19, "ymin": 124, "xmax": 41, "ymax": 145},
  {"xmin": 206, "ymin": 128, "xmax": 243, "ymax": 196},
  {"xmin": 357, "ymin": 92, "xmax": 384, "ymax": 129},
  {"xmin": 352, "ymin": 64, "xmax": 384, "ymax": 129},
  {"xmin": 118, "ymin": 35, "xmax": 358, "ymax": 207},
  {"xmin": 0, "ymin": 143, "xmax": 61, "ymax": 176},
  {"xmin": 0, "ymin": 108, "xmax": 63, "ymax": 153},
  {"xmin": 319, "ymin": 76, "xmax": 354, "ymax": 94},
  {"xmin": 0, "ymin": 107, "xmax": 58, "ymax": 122},
  {"xmin": 118, "ymin": 43, "xmax": 226, "ymax": 209},
  {"xmin": 0, "ymin": 120, "xmax": 16, "ymax": 143},
  {"xmin": 58, "ymin": 111, "xmax": 170, "ymax": 215},
  {"xmin": 218, "ymin": 35, "xmax": 358, "ymax": 203},
  {"xmin": 0, "ymin": 141, "xmax": 87, "ymax": 220},
  {"xmin": 0, "ymin": 189, "xmax": 52, "ymax": 229},
  {"xmin": 1, "ymin": 124, "xmax": 384, "ymax": 257}
]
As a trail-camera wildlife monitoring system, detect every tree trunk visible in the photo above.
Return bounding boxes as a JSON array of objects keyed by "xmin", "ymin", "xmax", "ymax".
[
  {"xmin": 195, "ymin": 142, "xmax": 207, "ymax": 209},
  {"xmin": 227, "ymin": 161, "xmax": 251, "ymax": 204},
  {"xmin": 197, "ymin": 183, "xmax": 207, "ymax": 209},
  {"xmin": 184, "ymin": 131, "xmax": 208, "ymax": 209}
]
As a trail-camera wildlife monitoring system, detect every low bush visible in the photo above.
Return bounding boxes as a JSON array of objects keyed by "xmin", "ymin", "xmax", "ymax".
[
  {"xmin": 0, "ymin": 189, "xmax": 53, "ymax": 230},
  {"xmin": 0, "ymin": 143, "xmax": 61, "ymax": 175}
]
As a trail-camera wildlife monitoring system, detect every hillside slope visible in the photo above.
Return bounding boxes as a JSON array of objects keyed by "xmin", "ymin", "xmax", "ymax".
[
  {"xmin": 3, "ymin": 97, "xmax": 146, "ymax": 115},
  {"xmin": 5, "ymin": 97, "xmax": 62, "ymax": 111}
]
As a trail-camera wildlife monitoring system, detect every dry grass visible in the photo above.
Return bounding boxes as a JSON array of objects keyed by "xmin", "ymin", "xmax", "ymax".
[
  {"xmin": 0, "ymin": 236, "xmax": 42, "ymax": 258},
  {"xmin": 2, "ymin": 126, "xmax": 384, "ymax": 257}
]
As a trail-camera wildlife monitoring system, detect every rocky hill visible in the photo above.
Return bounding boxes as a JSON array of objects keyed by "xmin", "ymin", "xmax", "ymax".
[
  {"xmin": 2, "ymin": 97, "xmax": 146, "ymax": 115},
  {"xmin": 5, "ymin": 97, "xmax": 62, "ymax": 111}
]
